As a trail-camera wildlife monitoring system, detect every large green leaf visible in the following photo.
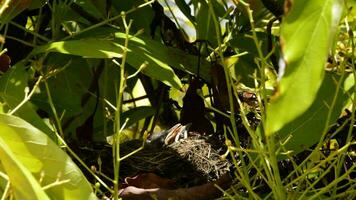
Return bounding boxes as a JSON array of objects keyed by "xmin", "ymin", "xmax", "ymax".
[
  {"xmin": 31, "ymin": 34, "xmax": 183, "ymax": 89},
  {"xmin": 265, "ymin": 0, "xmax": 344, "ymax": 136},
  {"xmin": 0, "ymin": 114, "xmax": 96, "ymax": 200},
  {"xmin": 114, "ymin": 33, "xmax": 211, "ymax": 82},
  {"xmin": 0, "ymin": 62, "xmax": 55, "ymax": 140},
  {"xmin": 32, "ymin": 56, "xmax": 90, "ymax": 119},
  {"xmin": 31, "ymin": 32, "xmax": 212, "ymax": 89},
  {"xmin": 0, "ymin": 137, "xmax": 50, "ymax": 200},
  {"xmin": 276, "ymin": 73, "xmax": 351, "ymax": 158}
]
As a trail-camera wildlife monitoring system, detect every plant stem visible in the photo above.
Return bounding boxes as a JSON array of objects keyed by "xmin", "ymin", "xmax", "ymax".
[
  {"xmin": 207, "ymin": 0, "xmax": 256, "ymax": 198},
  {"xmin": 112, "ymin": 14, "xmax": 132, "ymax": 199},
  {"xmin": 9, "ymin": 21, "xmax": 50, "ymax": 42},
  {"xmin": 0, "ymin": 180, "xmax": 10, "ymax": 200},
  {"xmin": 333, "ymin": 18, "xmax": 356, "ymax": 196}
]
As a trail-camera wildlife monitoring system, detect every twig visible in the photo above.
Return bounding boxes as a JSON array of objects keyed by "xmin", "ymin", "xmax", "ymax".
[
  {"xmin": 9, "ymin": 76, "xmax": 43, "ymax": 115},
  {"xmin": 42, "ymin": 179, "xmax": 71, "ymax": 190}
]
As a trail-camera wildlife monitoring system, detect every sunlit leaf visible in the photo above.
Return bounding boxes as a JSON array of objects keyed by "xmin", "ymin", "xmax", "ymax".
[
  {"xmin": 0, "ymin": 0, "xmax": 31, "ymax": 23},
  {"xmin": 276, "ymin": 73, "xmax": 351, "ymax": 158},
  {"xmin": 32, "ymin": 38, "xmax": 123, "ymax": 58},
  {"xmin": 0, "ymin": 137, "xmax": 50, "ymax": 200},
  {"xmin": 0, "ymin": 114, "xmax": 96, "ymax": 200},
  {"xmin": 265, "ymin": 0, "xmax": 344, "ymax": 136},
  {"xmin": 32, "ymin": 31, "xmax": 213, "ymax": 89},
  {"xmin": 175, "ymin": 0, "xmax": 196, "ymax": 25},
  {"xmin": 31, "ymin": 35, "xmax": 183, "ymax": 89}
]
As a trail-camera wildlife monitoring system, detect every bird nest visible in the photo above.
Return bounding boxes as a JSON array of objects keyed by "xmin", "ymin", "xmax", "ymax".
[
  {"xmin": 73, "ymin": 133, "xmax": 231, "ymax": 188},
  {"xmin": 169, "ymin": 136, "xmax": 230, "ymax": 181},
  {"xmin": 118, "ymin": 134, "xmax": 231, "ymax": 188}
]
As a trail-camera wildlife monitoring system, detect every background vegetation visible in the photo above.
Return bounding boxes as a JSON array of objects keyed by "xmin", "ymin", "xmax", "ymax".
[{"xmin": 0, "ymin": 0, "xmax": 355, "ymax": 199}]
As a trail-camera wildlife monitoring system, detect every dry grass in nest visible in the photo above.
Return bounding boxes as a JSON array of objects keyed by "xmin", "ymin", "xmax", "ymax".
[
  {"xmin": 74, "ymin": 134, "xmax": 231, "ymax": 188},
  {"xmin": 118, "ymin": 134, "xmax": 231, "ymax": 187},
  {"xmin": 168, "ymin": 136, "xmax": 231, "ymax": 181}
]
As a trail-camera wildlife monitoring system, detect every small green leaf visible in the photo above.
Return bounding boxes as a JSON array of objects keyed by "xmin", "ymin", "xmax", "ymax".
[
  {"xmin": 266, "ymin": 0, "xmax": 344, "ymax": 136},
  {"xmin": 0, "ymin": 114, "xmax": 96, "ymax": 200}
]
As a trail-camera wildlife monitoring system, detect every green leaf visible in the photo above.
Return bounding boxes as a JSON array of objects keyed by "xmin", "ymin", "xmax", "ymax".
[
  {"xmin": 275, "ymin": 73, "xmax": 351, "ymax": 158},
  {"xmin": 0, "ymin": 114, "xmax": 96, "ymax": 200},
  {"xmin": 75, "ymin": 0, "xmax": 105, "ymax": 19},
  {"xmin": 31, "ymin": 36, "xmax": 182, "ymax": 89},
  {"xmin": 0, "ymin": 0, "xmax": 31, "ymax": 23},
  {"xmin": 0, "ymin": 137, "xmax": 50, "ymax": 200},
  {"xmin": 32, "ymin": 56, "xmax": 89, "ymax": 118},
  {"xmin": 28, "ymin": 0, "xmax": 47, "ymax": 9},
  {"xmin": 211, "ymin": 0, "xmax": 227, "ymax": 18},
  {"xmin": 0, "ymin": 62, "xmax": 55, "ymax": 140},
  {"xmin": 175, "ymin": 0, "xmax": 196, "ymax": 25},
  {"xmin": 31, "ymin": 38, "xmax": 123, "ymax": 59},
  {"xmin": 265, "ymin": 0, "xmax": 344, "ymax": 136},
  {"xmin": 88, "ymin": 0, "xmax": 107, "ymax": 18},
  {"xmin": 195, "ymin": 1, "xmax": 216, "ymax": 43},
  {"xmin": 31, "ymin": 32, "xmax": 212, "ymax": 89},
  {"xmin": 114, "ymin": 33, "xmax": 211, "ymax": 83},
  {"xmin": 121, "ymin": 106, "xmax": 156, "ymax": 127}
]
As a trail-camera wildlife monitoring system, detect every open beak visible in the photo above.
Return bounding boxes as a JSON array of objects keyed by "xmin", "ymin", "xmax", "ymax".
[{"xmin": 164, "ymin": 123, "xmax": 191, "ymax": 145}]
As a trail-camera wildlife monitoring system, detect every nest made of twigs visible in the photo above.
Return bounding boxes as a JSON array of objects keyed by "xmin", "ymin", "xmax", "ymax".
[
  {"xmin": 73, "ymin": 132, "xmax": 231, "ymax": 188},
  {"xmin": 168, "ymin": 135, "xmax": 230, "ymax": 181},
  {"xmin": 118, "ymin": 134, "xmax": 231, "ymax": 187}
]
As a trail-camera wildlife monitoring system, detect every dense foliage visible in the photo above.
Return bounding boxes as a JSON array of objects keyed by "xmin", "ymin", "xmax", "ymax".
[{"xmin": 0, "ymin": 0, "xmax": 355, "ymax": 199}]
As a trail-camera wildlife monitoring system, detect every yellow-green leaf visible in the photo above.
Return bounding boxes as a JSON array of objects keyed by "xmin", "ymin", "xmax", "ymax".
[{"xmin": 266, "ymin": 0, "xmax": 344, "ymax": 136}]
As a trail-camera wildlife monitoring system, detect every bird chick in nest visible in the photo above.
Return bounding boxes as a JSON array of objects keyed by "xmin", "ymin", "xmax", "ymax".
[{"xmin": 147, "ymin": 123, "xmax": 192, "ymax": 146}]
